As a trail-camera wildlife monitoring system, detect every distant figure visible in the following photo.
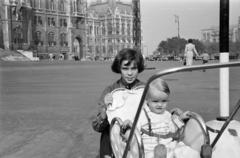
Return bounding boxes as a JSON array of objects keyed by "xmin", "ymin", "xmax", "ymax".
[
  {"xmin": 201, "ymin": 52, "xmax": 210, "ymax": 64},
  {"xmin": 184, "ymin": 39, "xmax": 199, "ymax": 66},
  {"xmin": 59, "ymin": 54, "xmax": 64, "ymax": 60},
  {"xmin": 201, "ymin": 52, "xmax": 210, "ymax": 72},
  {"xmin": 49, "ymin": 53, "xmax": 54, "ymax": 61}
]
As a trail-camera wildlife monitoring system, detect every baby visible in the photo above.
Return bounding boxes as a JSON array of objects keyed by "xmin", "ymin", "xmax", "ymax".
[{"xmin": 124, "ymin": 78, "xmax": 200, "ymax": 158}]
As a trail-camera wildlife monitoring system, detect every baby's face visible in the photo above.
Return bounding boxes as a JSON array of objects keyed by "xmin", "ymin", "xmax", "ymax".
[{"xmin": 147, "ymin": 91, "xmax": 169, "ymax": 114}]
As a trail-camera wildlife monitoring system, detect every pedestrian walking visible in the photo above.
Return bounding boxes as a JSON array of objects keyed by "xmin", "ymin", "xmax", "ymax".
[
  {"xmin": 201, "ymin": 52, "xmax": 209, "ymax": 64},
  {"xmin": 184, "ymin": 39, "xmax": 199, "ymax": 66},
  {"xmin": 201, "ymin": 52, "xmax": 210, "ymax": 72}
]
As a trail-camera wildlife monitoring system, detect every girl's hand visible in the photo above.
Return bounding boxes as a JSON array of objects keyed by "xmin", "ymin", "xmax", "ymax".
[
  {"xmin": 100, "ymin": 107, "xmax": 107, "ymax": 119},
  {"xmin": 104, "ymin": 93, "xmax": 113, "ymax": 106},
  {"xmin": 122, "ymin": 120, "xmax": 133, "ymax": 129}
]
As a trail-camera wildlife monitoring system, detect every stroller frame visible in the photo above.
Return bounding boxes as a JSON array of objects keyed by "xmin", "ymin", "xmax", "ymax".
[{"xmin": 122, "ymin": 61, "xmax": 240, "ymax": 158}]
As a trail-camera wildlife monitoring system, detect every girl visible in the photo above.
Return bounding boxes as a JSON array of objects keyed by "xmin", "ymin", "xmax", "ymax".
[
  {"xmin": 184, "ymin": 39, "xmax": 199, "ymax": 66},
  {"xmin": 92, "ymin": 48, "xmax": 145, "ymax": 158}
]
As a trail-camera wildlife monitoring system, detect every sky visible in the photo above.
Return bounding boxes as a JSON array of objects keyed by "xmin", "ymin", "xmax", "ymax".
[
  {"xmin": 140, "ymin": 0, "xmax": 240, "ymax": 55},
  {"xmin": 88, "ymin": 0, "xmax": 240, "ymax": 55}
]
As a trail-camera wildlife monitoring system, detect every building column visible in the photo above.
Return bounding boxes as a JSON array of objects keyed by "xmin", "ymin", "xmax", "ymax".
[
  {"xmin": 3, "ymin": 4, "xmax": 10, "ymax": 50},
  {"xmin": 84, "ymin": 16, "xmax": 88, "ymax": 60},
  {"xmin": 92, "ymin": 20, "xmax": 96, "ymax": 58},
  {"xmin": 104, "ymin": 16, "xmax": 108, "ymax": 57},
  {"xmin": 67, "ymin": 0, "xmax": 73, "ymax": 59}
]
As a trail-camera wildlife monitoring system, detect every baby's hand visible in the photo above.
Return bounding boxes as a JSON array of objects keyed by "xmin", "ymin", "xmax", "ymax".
[
  {"xmin": 171, "ymin": 108, "xmax": 183, "ymax": 116},
  {"xmin": 180, "ymin": 111, "xmax": 191, "ymax": 120},
  {"xmin": 104, "ymin": 93, "xmax": 113, "ymax": 106}
]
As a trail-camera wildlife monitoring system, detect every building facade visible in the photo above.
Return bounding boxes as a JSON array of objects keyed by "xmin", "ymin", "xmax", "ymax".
[
  {"xmin": 87, "ymin": 0, "xmax": 134, "ymax": 59},
  {"xmin": 201, "ymin": 17, "xmax": 240, "ymax": 43},
  {"xmin": 0, "ymin": 0, "xmax": 32, "ymax": 51},
  {"xmin": 32, "ymin": 0, "xmax": 87, "ymax": 60},
  {"xmin": 0, "ymin": 0, "xmax": 136, "ymax": 60},
  {"xmin": 0, "ymin": 0, "xmax": 88, "ymax": 60}
]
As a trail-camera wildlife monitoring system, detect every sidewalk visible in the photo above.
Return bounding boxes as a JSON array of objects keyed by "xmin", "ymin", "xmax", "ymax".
[{"xmin": 0, "ymin": 48, "xmax": 30, "ymax": 61}]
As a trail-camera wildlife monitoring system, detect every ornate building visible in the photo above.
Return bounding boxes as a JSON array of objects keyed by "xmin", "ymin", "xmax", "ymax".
[
  {"xmin": 0, "ymin": 0, "xmax": 136, "ymax": 60},
  {"xmin": 0, "ymin": 0, "xmax": 32, "ymax": 51},
  {"xmin": 0, "ymin": 0, "xmax": 87, "ymax": 60},
  {"xmin": 32, "ymin": 0, "xmax": 87, "ymax": 60},
  {"xmin": 87, "ymin": 0, "xmax": 134, "ymax": 59},
  {"xmin": 201, "ymin": 16, "xmax": 240, "ymax": 43}
]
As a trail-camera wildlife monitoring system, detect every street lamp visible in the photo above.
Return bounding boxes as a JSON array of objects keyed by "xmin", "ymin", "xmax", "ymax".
[
  {"xmin": 174, "ymin": 14, "xmax": 180, "ymax": 38},
  {"xmin": 143, "ymin": 45, "xmax": 148, "ymax": 57}
]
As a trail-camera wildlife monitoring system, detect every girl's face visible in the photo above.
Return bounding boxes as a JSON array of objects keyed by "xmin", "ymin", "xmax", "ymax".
[
  {"xmin": 147, "ymin": 91, "xmax": 169, "ymax": 114},
  {"xmin": 120, "ymin": 60, "xmax": 139, "ymax": 84}
]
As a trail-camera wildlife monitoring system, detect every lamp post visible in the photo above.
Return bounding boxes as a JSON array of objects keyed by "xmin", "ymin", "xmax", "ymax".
[
  {"xmin": 219, "ymin": 0, "xmax": 229, "ymax": 119},
  {"xmin": 143, "ymin": 44, "xmax": 148, "ymax": 57},
  {"xmin": 174, "ymin": 14, "xmax": 180, "ymax": 38},
  {"xmin": 146, "ymin": 45, "xmax": 148, "ymax": 57}
]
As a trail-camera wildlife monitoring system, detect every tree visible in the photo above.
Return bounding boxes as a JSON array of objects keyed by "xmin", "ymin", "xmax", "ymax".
[
  {"xmin": 158, "ymin": 37, "xmax": 186, "ymax": 56},
  {"xmin": 230, "ymin": 41, "xmax": 240, "ymax": 53},
  {"xmin": 157, "ymin": 37, "xmax": 239, "ymax": 58},
  {"xmin": 158, "ymin": 41, "xmax": 168, "ymax": 54},
  {"xmin": 229, "ymin": 41, "xmax": 240, "ymax": 59},
  {"xmin": 192, "ymin": 39, "xmax": 205, "ymax": 53},
  {"xmin": 204, "ymin": 42, "xmax": 219, "ymax": 55}
]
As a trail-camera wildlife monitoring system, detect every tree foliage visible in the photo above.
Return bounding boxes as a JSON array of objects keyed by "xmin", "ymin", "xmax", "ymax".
[
  {"xmin": 157, "ymin": 37, "xmax": 240, "ymax": 58},
  {"xmin": 230, "ymin": 41, "xmax": 240, "ymax": 54},
  {"xmin": 158, "ymin": 37, "xmax": 205, "ymax": 56}
]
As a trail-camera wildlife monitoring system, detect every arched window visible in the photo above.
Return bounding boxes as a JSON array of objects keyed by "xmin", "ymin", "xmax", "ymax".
[
  {"xmin": 59, "ymin": 18, "xmax": 67, "ymax": 27},
  {"xmin": 73, "ymin": 0, "xmax": 77, "ymax": 12},
  {"xmin": 60, "ymin": 33, "xmax": 68, "ymax": 46},
  {"xmin": 48, "ymin": 32, "xmax": 55, "ymax": 46},
  {"xmin": 35, "ymin": 31, "xmax": 41, "ymax": 41},
  {"xmin": 76, "ymin": 0, "xmax": 84, "ymax": 12},
  {"xmin": 33, "ymin": 0, "xmax": 41, "ymax": 9},
  {"xmin": 50, "ymin": 0, "xmax": 55, "ymax": 10},
  {"xmin": 35, "ymin": 31, "xmax": 42, "ymax": 45},
  {"xmin": 47, "ymin": 17, "xmax": 55, "ymax": 26},
  {"xmin": 13, "ymin": 25, "xmax": 22, "ymax": 44},
  {"xmin": 102, "ymin": 26, "xmax": 105, "ymax": 35},
  {"xmin": 107, "ymin": 19, "xmax": 112, "ymax": 35},
  {"xmin": 59, "ymin": 0, "xmax": 65, "ymax": 11},
  {"xmin": 122, "ymin": 22, "xmax": 125, "ymax": 35}
]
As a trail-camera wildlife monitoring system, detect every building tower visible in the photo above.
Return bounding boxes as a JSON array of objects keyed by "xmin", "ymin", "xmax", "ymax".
[{"xmin": 87, "ymin": 0, "xmax": 134, "ymax": 59}]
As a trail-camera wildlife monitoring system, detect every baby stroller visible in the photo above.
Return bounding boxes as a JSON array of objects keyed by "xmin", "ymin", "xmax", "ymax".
[{"xmin": 108, "ymin": 61, "xmax": 240, "ymax": 158}]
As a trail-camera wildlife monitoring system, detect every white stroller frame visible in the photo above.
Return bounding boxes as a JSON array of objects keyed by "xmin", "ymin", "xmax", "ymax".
[{"xmin": 118, "ymin": 61, "xmax": 240, "ymax": 158}]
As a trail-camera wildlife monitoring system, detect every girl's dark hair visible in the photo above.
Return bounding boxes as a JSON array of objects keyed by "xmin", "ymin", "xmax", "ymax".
[
  {"xmin": 188, "ymin": 39, "xmax": 193, "ymax": 43},
  {"xmin": 111, "ymin": 48, "xmax": 145, "ymax": 73}
]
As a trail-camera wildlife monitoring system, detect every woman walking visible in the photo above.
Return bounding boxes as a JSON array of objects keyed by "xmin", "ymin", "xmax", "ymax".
[{"xmin": 184, "ymin": 39, "xmax": 199, "ymax": 66}]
